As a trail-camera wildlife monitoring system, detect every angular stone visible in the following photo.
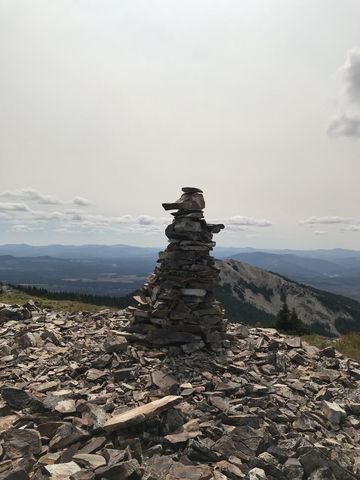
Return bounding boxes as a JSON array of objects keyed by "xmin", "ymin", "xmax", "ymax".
[
  {"xmin": 18, "ymin": 332, "xmax": 43, "ymax": 348},
  {"xmin": 322, "ymin": 400, "xmax": 346, "ymax": 425},
  {"xmin": 72, "ymin": 453, "xmax": 106, "ymax": 470},
  {"xmin": 299, "ymin": 449, "xmax": 357, "ymax": 480},
  {"xmin": 151, "ymin": 370, "xmax": 178, "ymax": 394},
  {"xmin": 224, "ymin": 414, "xmax": 260, "ymax": 428},
  {"xmin": 181, "ymin": 288, "xmax": 207, "ymax": 296},
  {"xmin": 49, "ymin": 423, "xmax": 89, "ymax": 449},
  {"xmin": 0, "ymin": 305, "xmax": 31, "ymax": 323},
  {"xmin": 283, "ymin": 458, "xmax": 304, "ymax": 480},
  {"xmin": 3, "ymin": 428, "xmax": 41, "ymax": 459},
  {"xmin": 95, "ymin": 459, "xmax": 141, "ymax": 479},
  {"xmin": 54, "ymin": 399, "xmax": 76, "ymax": 414},
  {"xmin": 1, "ymin": 387, "xmax": 43, "ymax": 411},
  {"xmin": 309, "ymin": 467, "xmax": 337, "ymax": 480},
  {"xmin": 248, "ymin": 468, "xmax": 266, "ymax": 480},
  {"xmin": 77, "ymin": 436, "xmax": 107, "ymax": 455},
  {"xmin": 44, "ymin": 462, "xmax": 81, "ymax": 478},
  {"xmin": 113, "ymin": 367, "xmax": 137, "ymax": 382},
  {"xmin": 81, "ymin": 404, "xmax": 107, "ymax": 429},
  {"xmin": 86, "ymin": 368, "xmax": 107, "ymax": 382},
  {"xmin": 320, "ymin": 346, "xmax": 336, "ymax": 357},
  {"xmin": 103, "ymin": 335, "xmax": 127, "ymax": 353},
  {"xmin": 147, "ymin": 329, "xmax": 203, "ymax": 345},
  {"xmin": 104, "ymin": 395, "xmax": 182, "ymax": 432},
  {"xmin": 0, "ymin": 414, "xmax": 18, "ymax": 433}
]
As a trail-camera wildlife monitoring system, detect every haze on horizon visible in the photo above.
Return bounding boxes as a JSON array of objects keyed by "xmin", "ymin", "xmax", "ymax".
[{"xmin": 0, "ymin": 0, "xmax": 360, "ymax": 249}]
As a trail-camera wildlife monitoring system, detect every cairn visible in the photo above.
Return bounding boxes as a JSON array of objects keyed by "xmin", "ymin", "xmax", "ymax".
[{"xmin": 127, "ymin": 187, "xmax": 227, "ymax": 352}]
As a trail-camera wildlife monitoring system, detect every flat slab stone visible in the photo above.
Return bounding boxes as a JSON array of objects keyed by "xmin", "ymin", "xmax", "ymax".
[
  {"xmin": 104, "ymin": 395, "xmax": 182, "ymax": 432},
  {"xmin": 45, "ymin": 462, "xmax": 81, "ymax": 478}
]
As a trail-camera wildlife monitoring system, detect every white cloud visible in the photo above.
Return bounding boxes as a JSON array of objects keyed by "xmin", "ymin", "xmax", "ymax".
[
  {"xmin": 301, "ymin": 216, "xmax": 353, "ymax": 225},
  {"xmin": 0, "ymin": 202, "xmax": 31, "ymax": 212},
  {"xmin": 344, "ymin": 225, "xmax": 360, "ymax": 232},
  {"xmin": 0, "ymin": 189, "xmax": 60, "ymax": 205},
  {"xmin": 328, "ymin": 48, "xmax": 360, "ymax": 139},
  {"xmin": 73, "ymin": 196, "xmax": 92, "ymax": 206},
  {"xmin": 221, "ymin": 216, "xmax": 272, "ymax": 228},
  {"xmin": 12, "ymin": 224, "xmax": 44, "ymax": 232},
  {"xmin": 0, "ymin": 189, "xmax": 91, "ymax": 207},
  {"xmin": 314, "ymin": 230, "xmax": 328, "ymax": 236},
  {"xmin": 0, "ymin": 192, "xmax": 272, "ymax": 237}
]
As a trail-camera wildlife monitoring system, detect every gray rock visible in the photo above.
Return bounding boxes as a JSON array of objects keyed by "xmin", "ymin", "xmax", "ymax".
[
  {"xmin": 49, "ymin": 423, "xmax": 89, "ymax": 449},
  {"xmin": 95, "ymin": 459, "xmax": 141, "ymax": 479},
  {"xmin": 321, "ymin": 400, "xmax": 346, "ymax": 424},
  {"xmin": 1, "ymin": 387, "xmax": 43, "ymax": 411},
  {"xmin": 3, "ymin": 428, "xmax": 41, "ymax": 459},
  {"xmin": 309, "ymin": 467, "xmax": 337, "ymax": 480},
  {"xmin": 44, "ymin": 462, "xmax": 81, "ymax": 478},
  {"xmin": 248, "ymin": 468, "xmax": 267, "ymax": 480},
  {"xmin": 103, "ymin": 335, "xmax": 128, "ymax": 353}
]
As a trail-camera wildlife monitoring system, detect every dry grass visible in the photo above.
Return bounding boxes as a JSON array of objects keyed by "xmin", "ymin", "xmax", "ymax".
[
  {"xmin": 0, "ymin": 289, "xmax": 110, "ymax": 313},
  {"xmin": 303, "ymin": 333, "xmax": 360, "ymax": 362}
]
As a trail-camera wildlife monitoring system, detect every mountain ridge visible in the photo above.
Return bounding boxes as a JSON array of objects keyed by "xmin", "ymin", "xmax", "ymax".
[{"xmin": 216, "ymin": 259, "xmax": 360, "ymax": 336}]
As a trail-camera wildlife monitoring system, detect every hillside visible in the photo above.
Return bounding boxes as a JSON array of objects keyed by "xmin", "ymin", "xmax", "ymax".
[
  {"xmin": 226, "ymin": 251, "xmax": 360, "ymax": 302},
  {"xmin": 0, "ymin": 302, "xmax": 359, "ymax": 479},
  {"xmin": 0, "ymin": 284, "xmax": 134, "ymax": 313},
  {"xmin": 216, "ymin": 259, "xmax": 360, "ymax": 336},
  {"xmin": 228, "ymin": 252, "xmax": 343, "ymax": 277}
]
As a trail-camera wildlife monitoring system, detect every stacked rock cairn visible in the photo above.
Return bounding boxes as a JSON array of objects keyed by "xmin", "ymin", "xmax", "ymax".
[{"xmin": 127, "ymin": 187, "xmax": 227, "ymax": 352}]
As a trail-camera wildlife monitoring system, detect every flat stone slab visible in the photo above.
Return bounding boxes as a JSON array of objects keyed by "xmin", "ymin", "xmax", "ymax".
[{"xmin": 104, "ymin": 395, "xmax": 182, "ymax": 432}]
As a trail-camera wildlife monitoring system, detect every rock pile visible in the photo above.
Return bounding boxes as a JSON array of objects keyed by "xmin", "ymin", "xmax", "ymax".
[
  {"xmin": 127, "ymin": 187, "xmax": 226, "ymax": 351},
  {"xmin": 1, "ymin": 302, "xmax": 360, "ymax": 479}
]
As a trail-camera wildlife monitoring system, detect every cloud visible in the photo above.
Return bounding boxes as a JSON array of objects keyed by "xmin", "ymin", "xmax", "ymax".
[
  {"xmin": 12, "ymin": 224, "xmax": 44, "ymax": 233},
  {"xmin": 328, "ymin": 48, "xmax": 360, "ymax": 139},
  {"xmin": 228, "ymin": 216, "xmax": 271, "ymax": 227},
  {"xmin": 73, "ymin": 196, "xmax": 92, "ymax": 206},
  {"xmin": 0, "ymin": 196, "xmax": 271, "ymax": 237},
  {"xmin": 0, "ymin": 189, "xmax": 91, "ymax": 207},
  {"xmin": 301, "ymin": 216, "xmax": 353, "ymax": 225},
  {"xmin": 0, "ymin": 189, "xmax": 60, "ymax": 205},
  {"xmin": 213, "ymin": 216, "xmax": 272, "ymax": 230},
  {"xmin": 301, "ymin": 216, "xmax": 360, "ymax": 233},
  {"xmin": 327, "ymin": 114, "xmax": 360, "ymax": 138},
  {"xmin": 343, "ymin": 225, "xmax": 360, "ymax": 232},
  {"xmin": 0, "ymin": 202, "xmax": 31, "ymax": 212}
]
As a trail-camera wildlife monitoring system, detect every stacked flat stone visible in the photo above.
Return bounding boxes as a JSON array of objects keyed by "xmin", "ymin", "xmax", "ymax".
[{"xmin": 127, "ymin": 187, "xmax": 227, "ymax": 352}]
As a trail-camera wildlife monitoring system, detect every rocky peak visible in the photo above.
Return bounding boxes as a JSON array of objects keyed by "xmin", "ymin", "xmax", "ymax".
[{"xmin": 0, "ymin": 303, "xmax": 360, "ymax": 479}]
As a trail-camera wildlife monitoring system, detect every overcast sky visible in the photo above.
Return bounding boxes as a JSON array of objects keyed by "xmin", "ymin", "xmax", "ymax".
[{"xmin": 0, "ymin": 0, "xmax": 360, "ymax": 249}]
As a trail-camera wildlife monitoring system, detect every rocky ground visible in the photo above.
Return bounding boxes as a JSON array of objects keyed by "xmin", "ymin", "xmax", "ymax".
[{"xmin": 1, "ymin": 302, "xmax": 360, "ymax": 479}]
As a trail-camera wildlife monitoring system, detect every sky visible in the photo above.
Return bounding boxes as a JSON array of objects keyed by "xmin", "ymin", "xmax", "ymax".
[{"xmin": 0, "ymin": 0, "xmax": 360, "ymax": 249}]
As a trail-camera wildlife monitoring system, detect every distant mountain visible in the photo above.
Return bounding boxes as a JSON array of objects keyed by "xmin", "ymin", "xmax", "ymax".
[
  {"xmin": 2, "ymin": 243, "xmax": 360, "ymax": 262},
  {"xmin": 0, "ymin": 243, "xmax": 159, "ymax": 259},
  {"xmin": 2, "ymin": 244, "xmax": 360, "ymax": 303},
  {"xmin": 0, "ymin": 254, "xmax": 155, "ymax": 296},
  {"xmin": 216, "ymin": 259, "xmax": 360, "ymax": 336},
  {"xmin": 228, "ymin": 252, "xmax": 343, "ymax": 277}
]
